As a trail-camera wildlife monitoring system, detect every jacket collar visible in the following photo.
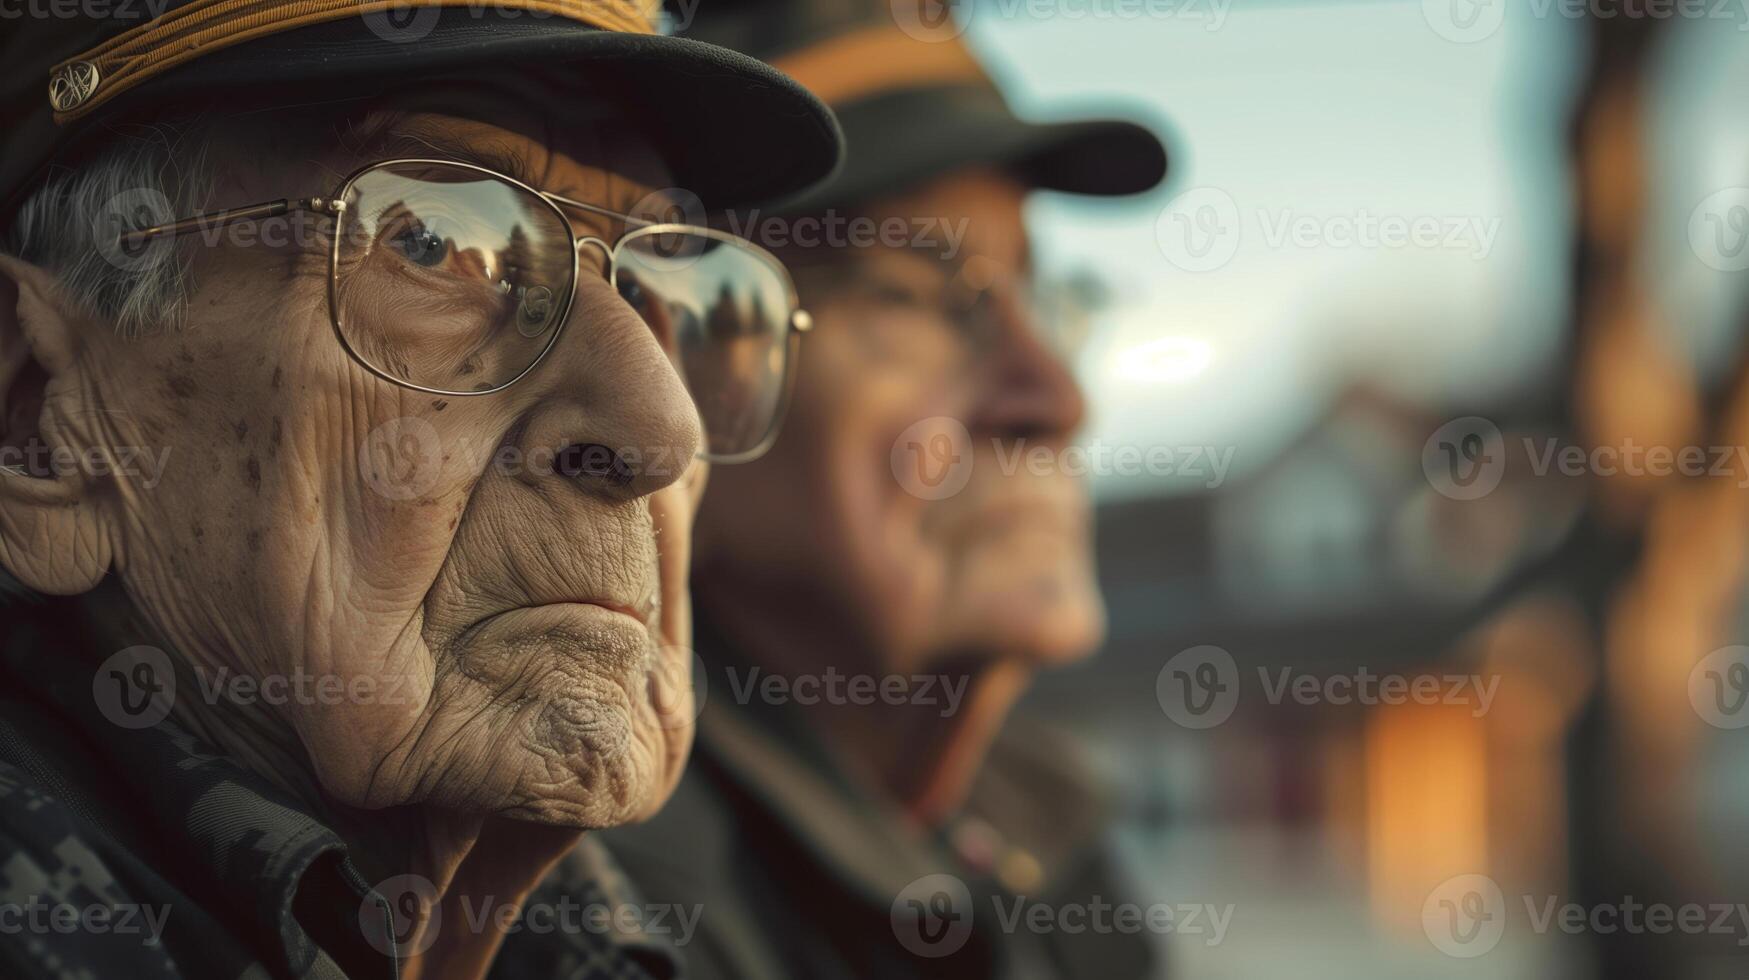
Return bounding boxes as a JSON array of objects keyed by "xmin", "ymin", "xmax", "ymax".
[
  {"xmin": 693, "ymin": 642, "xmax": 1116, "ymax": 908},
  {"xmin": 1, "ymin": 592, "xmax": 397, "ymax": 979}
]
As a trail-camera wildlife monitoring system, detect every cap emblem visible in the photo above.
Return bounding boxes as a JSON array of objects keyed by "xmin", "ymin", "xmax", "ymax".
[{"xmin": 49, "ymin": 61, "xmax": 100, "ymax": 112}]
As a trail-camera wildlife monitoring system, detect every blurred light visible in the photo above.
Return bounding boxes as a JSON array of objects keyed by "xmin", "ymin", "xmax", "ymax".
[
  {"xmin": 1366, "ymin": 702, "xmax": 1489, "ymax": 934},
  {"xmin": 1113, "ymin": 336, "xmax": 1214, "ymax": 384}
]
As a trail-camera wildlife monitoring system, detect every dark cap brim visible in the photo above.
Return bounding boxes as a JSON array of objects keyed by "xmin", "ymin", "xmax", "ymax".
[
  {"xmin": 774, "ymin": 84, "xmax": 1167, "ymax": 213},
  {"xmin": 6, "ymin": 12, "xmax": 843, "ymax": 215}
]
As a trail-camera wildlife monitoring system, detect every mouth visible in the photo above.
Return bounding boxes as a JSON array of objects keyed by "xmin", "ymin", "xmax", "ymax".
[
  {"xmin": 565, "ymin": 598, "xmax": 654, "ymax": 628},
  {"xmin": 511, "ymin": 588, "xmax": 657, "ymax": 631},
  {"xmin": 938, "ymin": 492, "xmax": 1088, "ymax": 546},
  {"xmin": 461, "ymin": 588, "xmax": 658, "ymax": 643}
]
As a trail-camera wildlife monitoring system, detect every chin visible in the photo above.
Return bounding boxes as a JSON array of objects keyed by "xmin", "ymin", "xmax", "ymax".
[
  {"xmin": 999, "ymin": 603, "xmax": 1106, "ymax": 667},
  {"xmin": 943, "ymin": 562, "xmax": 1107, "ymax": 668},
  {"xmin": 502, "ymin": 729, "xmax": 687, "ymax": 829}
]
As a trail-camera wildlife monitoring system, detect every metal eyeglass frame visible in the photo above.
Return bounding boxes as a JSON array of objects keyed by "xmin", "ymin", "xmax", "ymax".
[{"xmin": 120, "ymin": 157, "xmax": 814, "ymax": 464}]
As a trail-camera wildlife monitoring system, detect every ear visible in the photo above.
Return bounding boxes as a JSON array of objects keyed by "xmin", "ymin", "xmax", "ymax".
[{"xmin": 0, "ymin": 254, "xmax": 113, "ymax": 594}]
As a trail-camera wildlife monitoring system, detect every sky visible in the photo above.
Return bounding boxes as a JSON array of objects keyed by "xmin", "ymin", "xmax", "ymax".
[{"xmin": 967, "ymin": 0, "xmax": 1593, "ymax": 499}]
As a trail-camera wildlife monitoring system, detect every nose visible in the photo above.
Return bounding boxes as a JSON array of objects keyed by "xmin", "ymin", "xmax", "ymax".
[
  {"xmin": 967, "ymin": 290, "xmax": 1087, "ymax": 441},
  {"xmin": 513, "ymin": 279, "xmax": 703, "ymax": 501}
]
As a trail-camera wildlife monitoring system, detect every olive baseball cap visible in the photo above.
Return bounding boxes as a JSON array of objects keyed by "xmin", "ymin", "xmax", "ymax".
[
  {"xmin": 679, "ymin": 0, "xmax": 1169, "ymax": 211},
  {"xmin": 1, "ymin": 0, "xmax": 846, "ymax": 221}
]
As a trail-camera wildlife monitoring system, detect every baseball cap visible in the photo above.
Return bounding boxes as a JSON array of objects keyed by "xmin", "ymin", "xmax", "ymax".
[
  {"xmin": 679, "ymin": 0, "xmax": 1169, "ymax": 211},
  {"xmin": 1, "ymin": 0, "xmax": 846, "ymax": 220}
]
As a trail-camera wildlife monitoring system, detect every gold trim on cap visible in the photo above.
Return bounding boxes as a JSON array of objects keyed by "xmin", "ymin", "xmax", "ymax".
[
  {"xmin": 49, "ymin": 61, "xmax": 102, "ymax": 112},
  {"xmin": 50, "ymin": 0, "xmax": 658, "ymax": 123},
  {"xmin": 769, "ymin": 24, "xmax": 988, "ymax": 108}
]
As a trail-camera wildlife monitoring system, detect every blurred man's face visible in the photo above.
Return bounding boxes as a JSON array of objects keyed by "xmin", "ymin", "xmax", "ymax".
[{"xmin": 693, "ymin": 168, "xmax": 1105, "ymax": 681}]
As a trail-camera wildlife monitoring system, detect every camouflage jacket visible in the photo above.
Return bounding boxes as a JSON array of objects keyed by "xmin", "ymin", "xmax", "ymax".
[
  {"xmin": 556, "ymin": 644, "xmax": 1160, "ymax": 980},
  {"xmin": 0, "ymin": 596, "xmax": 680, "ymax": 980}
]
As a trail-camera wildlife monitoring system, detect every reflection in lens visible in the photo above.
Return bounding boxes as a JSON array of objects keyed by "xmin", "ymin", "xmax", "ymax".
[
  {"xmin": 614, "ymin": 231, "xmax": 794, "ymax": 459},
  {"xmin": 335, "ymin": 162, "xmax": 573, "ymax": 392}
]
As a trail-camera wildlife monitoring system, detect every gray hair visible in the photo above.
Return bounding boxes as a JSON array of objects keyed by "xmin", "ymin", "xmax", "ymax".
[
  {"xmin": 3, "ymin": 118, "xmax": 213, "ymax": 338},
  {"xmin": 0, "ymin": 119, "xmax": 213, "ymax": 601}
]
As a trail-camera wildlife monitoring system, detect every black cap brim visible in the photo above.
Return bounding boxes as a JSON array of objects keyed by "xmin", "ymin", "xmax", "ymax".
[
  {"xmin": 775, "ymin": 84, "xmax": 1167, "ymax": 213},
  {"xmin": 9, "ymin": 11, "xmax": 844, "ymax": 213}
]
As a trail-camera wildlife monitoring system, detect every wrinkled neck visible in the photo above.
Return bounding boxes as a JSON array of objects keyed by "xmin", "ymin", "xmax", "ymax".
[{"xmin": 72, "ymin": 582, "xmax": 578, "ymax": 980}]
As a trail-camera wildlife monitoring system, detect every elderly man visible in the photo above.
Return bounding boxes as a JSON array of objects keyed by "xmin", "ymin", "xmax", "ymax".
[
  {"xmin": 555, "ymin": 0, "xmax": 1171, "ymax": 977},
  {"xmin": 0, "ymin": 4, "xmax": 838, "ymax": 978}
]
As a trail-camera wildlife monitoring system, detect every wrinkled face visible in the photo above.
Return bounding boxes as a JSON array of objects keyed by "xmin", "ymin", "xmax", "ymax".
[
  {"xmin": 694, "ymin": 169, "xmax": 1104, "ymax": 679},
  {"xmin": 0, "ymin": 91, "xmax": 708, "ymax": 828}
]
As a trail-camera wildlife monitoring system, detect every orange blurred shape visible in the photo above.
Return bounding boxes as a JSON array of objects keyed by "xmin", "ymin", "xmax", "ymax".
[{"xmin": 1365, "ymin": 701, "xmax": 1488, "ymax": 934}]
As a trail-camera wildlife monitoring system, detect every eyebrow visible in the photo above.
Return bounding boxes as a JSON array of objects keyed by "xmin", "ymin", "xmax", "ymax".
[
  {"xmin": 367, "ymin": 126, "xmax": 541, "ymax": 188},
  {"xmin": 347, "ymin": 118, "xmax": 664, "ymax": 232}
]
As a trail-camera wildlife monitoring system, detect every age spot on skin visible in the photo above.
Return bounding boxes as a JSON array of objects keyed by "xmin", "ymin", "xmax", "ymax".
[
  {"xmin": 269, "ymin": 418, "xmax": 283, "ymax": 458},
  {"xmin": 245, "ymin": 455, "xmax": 262, "ymax": 492},
  {"xmin": 234, "ymin": 419, "xmax": 249, "ymax": 441},
  {"xmin": 271, "ymin": 366, "xmax": 283, "ymax": 390},
  {"xmin": 166, "ymin": 374, "xmax": 197, "ymax": 399}
]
